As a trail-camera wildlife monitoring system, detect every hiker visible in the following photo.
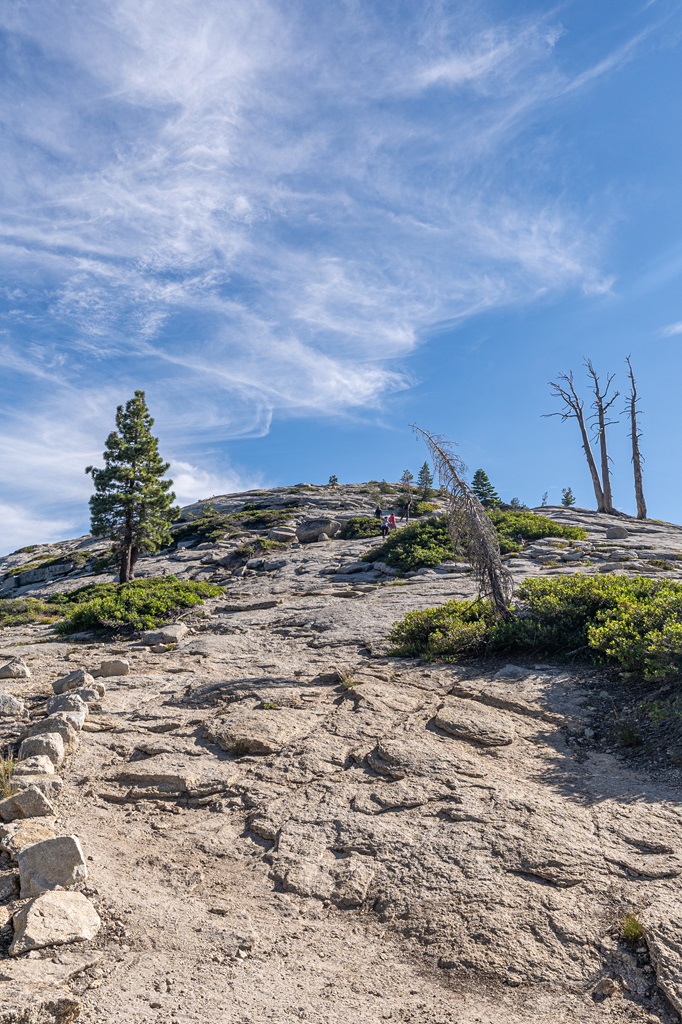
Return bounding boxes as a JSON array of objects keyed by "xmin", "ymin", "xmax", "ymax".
[
  {"xmin": 388, "ymin": 513, "xmax": 397, "ymax": 531},
  {"xmin": 401, "ymin": 499, "xmax": 413, "ymax": 523},
  {"xmin": 374, "ymin": 506, "xmax": 382, "ymax": 519},
  {"xmin": 381, "ymin": 516, "xmax": 389, "ymax": 539}
]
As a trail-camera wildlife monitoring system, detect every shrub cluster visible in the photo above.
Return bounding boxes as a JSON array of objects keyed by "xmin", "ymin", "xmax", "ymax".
[
  {"xmin": 337, "ymin": 517, "xmax": 383, "ymax": 540},
  {"xmin": 365, "ymin": 511, "xmax": 585, "ymax": 572},
  {"xmin": 172, "ymin": 504, "xmax": 292, "ymax": 545},
  {"xmin": 51, "ymin": 577, "xmax": 222, "ymax": 635},
  {"xmin": 387, "ymin": 575, "xmax": 682, "ymax": 683},
  {"xmin": 0, "ymin": 598, "xmax": 63, "ymax": 629}
]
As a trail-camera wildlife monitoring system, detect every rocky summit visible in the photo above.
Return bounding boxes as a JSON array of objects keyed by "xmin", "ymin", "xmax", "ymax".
[{"xmin": 2, "ymin": 482, "xmax": 682, "ymax": 1023}]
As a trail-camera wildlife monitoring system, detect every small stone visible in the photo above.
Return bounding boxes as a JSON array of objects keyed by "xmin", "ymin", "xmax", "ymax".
[
  {"xmin": 0, "ymin": 868, "xmax": 19, "ymax": 901},
  {"xmin": 52, "ymin": 668, "xmax": 95, "ymax": 696},
  {"xmin": 0, "ymin": 657, "xmax": 31, "ymax": 679},
  {"xmin": 18, "ymin": 835, "xmax": 88, "ymax": 897},
  {"xmin": 584, "ymin": 727, "xmax": 595, "ymax": 740},
  {"xmin": 593, "ymin": 977, "xmax": 617, "ymax": 999},
  {"xmin": 19, "ymin": 732, "xmax": 65, "ymax": 769},
  {"xmin": 72, "ymin": 687, "xmax": 103, "ymax": 705},
  {"xmin": 606, "ymin": 525, "xmax": 629, "ymax": 540},
  {"xmin": 10, "ymin": 890, "xmax": 101, "ymax": 955},
  {"xmin": 152, "ymin": 643, "xmax": 171, "ymax": 654},
  {"xmin": 0, "ymin": 692, "xmax": 25, "ymax": 717},
  {"xmin": 13, "ymin": 755, "xmax": 56, "ymax": 777},
  {"xmin": 0, "ymin": 786, "xmax": 55, "ymax": 822}
]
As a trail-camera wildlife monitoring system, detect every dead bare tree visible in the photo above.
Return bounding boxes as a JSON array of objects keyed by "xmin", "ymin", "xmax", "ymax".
[
  {"xmin": 625, "ymin": 356, "xmax": 647, "ymax": 519},
  {"xmin": 547, "ymin": 370, "xmax": 607, "ymax": 512},
  {"xmin": 585, "ymin": 359, "xmax": 618, "ymax": 514},
  {"xmin": 413, "ymin": 425, "xmax": 513, "ymax": 618}
]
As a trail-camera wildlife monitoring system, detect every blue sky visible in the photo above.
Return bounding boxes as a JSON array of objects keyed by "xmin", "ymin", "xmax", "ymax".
[{"xmin": 1, "ymin": 0, "xmax": 682, "ymax": 553}]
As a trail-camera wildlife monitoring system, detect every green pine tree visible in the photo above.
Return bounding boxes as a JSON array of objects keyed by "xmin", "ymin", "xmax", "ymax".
[
  {"xmin": 471, "ymin": 469, "xmax": 501, "ymax": 508},
  {"xmin": 86, "ymin": 391, "xmax": 178, "ymax": 583},
  {"xmin": 561, "ymin": 487, "xmax": 576, "ymax": 507},
  {"xmin": 416, "ymin": 461, "xmax": 434, "ymax": 500}
]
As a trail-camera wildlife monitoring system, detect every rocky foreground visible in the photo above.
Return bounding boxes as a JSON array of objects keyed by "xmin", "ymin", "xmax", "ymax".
[{"xmin": 1, "ymin": 484, "xmax": 682, "ymax": 1023}]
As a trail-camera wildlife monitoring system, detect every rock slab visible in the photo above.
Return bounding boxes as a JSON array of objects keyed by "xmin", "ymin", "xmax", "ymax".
[{"xmin": 0, "ymin": 786, "xmax": 55, "ymax": 823}]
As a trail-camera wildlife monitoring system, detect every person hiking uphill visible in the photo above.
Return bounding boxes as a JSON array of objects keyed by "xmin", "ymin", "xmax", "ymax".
[
  {"xmin": 388, "ymin": 513, "xmax": 397, "ymax": 531},
  {"xmin": 381, "ymin": 516, "xmax": 389, "ymax": 539}
]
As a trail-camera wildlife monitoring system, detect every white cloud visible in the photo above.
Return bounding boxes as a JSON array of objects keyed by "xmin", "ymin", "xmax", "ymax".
[
  {"xmin": 0, "ymin": 503, "xmax": 78, "ymax": 557},
  {"xmin": 660, "ymin": 321, "xmax": 682, "ymax": 336}
]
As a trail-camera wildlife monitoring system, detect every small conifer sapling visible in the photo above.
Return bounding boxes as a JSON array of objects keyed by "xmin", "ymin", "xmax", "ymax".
[
  {"xmin": 561, "ymin": 487, "xmax": 576, "ymax": 507},
  {"xmin": 471, "ymin": 469, "xmax": 501, "ymax": 508},
  {"xmin": 86, "ymin": 391, "xmax": 178, "ymax": 584},
  {"xmin": 417, "ymin": 461, "xmax": 434, "ymax": 500}
]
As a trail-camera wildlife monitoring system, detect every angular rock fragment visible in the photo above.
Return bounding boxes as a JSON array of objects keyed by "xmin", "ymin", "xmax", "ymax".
[
  {"xmin": 0, "ymin": 868, "xmax": 19, "ymax": 901},
  {"xmin": 47, "ymin": 692, "xmax": 89, "ymax": 718},
  {"xmin": 13, "ymin": 755, "xmax": 56, "ymax": 777},
  {"xmin": 10, "ymin": 775, "xmax": 63, "ymax": 801},
  {"xmin": 0, "ymin": 657, "xmax": 31, "ymax": 680},
  {"xmin": 10, "ymin": 890, "xmax": 101, "ymax": 955},
  {"xmin": 104, "ymin": 752, "xmax": 239, "ymax": 799},
  {"xmin": 205, "ymin": 705, "xmax": 318, "ymax": 755},
  {"xmin": 94, "ymin": 658, "xmax": 129, "ymax": 677},
  {"xmin": 18, "ymin": 835, "xmax": 88, "ymax": 897},
  {"xmin": 296, "ymin": 518, "xmax": 341, "ymax": 543},
  {"xmin": 52, "ymin": 668, "xmax": 95, "ymax": 696},
  {"xmin": 19, "ymin": 732, "xmax": 65, "ymax": 769},
  {"xmin": 0, "ymin": 786, "xmax": 55, "ymax": 823},
  {"xmin": 0, "ymin": 693, "xmax": 24, "ymax": 717},
  {"xmin": 0, "ymin": 818, "xmax": 57, "ymax": 860},
  {"xmin": 26, "ymin": 716, "xmax": 80, "ymax": 753}
]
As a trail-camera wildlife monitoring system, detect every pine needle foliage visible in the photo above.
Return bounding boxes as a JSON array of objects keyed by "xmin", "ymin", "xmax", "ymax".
[
  {"xmin": 86, "ymin": 391, "xmax": 178, "ymax": 583},
  {"xmin": 413, "ymin": 427, "xmax": 513, "ymax": 618}
]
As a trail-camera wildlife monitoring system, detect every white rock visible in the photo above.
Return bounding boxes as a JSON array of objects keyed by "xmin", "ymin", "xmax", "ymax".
[
  {"xmin": 53, "ymin": 709, "xmax": 87, "ymax": 731},
  {"xmin": 0, "ymin": 786, "xmax": 55, "ymax": 822},
  {"xmin": 10, "ymin": 890, "xmax": 101, "ymax": 955},
  {"xmin": 0, "ymin": 657, "xmax": 31, "ymax": 679},
  {"xmin": 18, "ymin": 834, "xmax": 88, "ymax": 897},
  {"xmin": 26, "ymin": 716, "xmax": 80, "ymax": 753},
  {"xmin": 52, "ymin": 668, "xmax": 95, "ymax": 696},
  {"xmin": 19, "ymin": 732, "xmax": 65, "ymax": 769}
]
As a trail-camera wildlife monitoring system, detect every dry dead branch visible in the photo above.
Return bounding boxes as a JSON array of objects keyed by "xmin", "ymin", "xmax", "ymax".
[
  {"xmin": 625, "ymin": 356, "xmax": 647, "ymax": 519},
  {"xmin": 413, "ymin": 425, "xmax": 513, "ymax": 618}
]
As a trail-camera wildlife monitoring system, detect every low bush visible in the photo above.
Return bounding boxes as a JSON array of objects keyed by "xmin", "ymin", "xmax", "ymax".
[
  {"xmin": 411, "ymin": 501, "xmax": 440, "ymax": 517},
  {"xmin": 337, "ymin": 517, "xmax": 383, "ymax": 540},
  {"xmin": 488, "ymin": 509, "xmax": 586, "ymax": 554},
  {"xmin": 0, "ymin": 598, "xmax": 63, "ymax": 629},
  {"xmin": 366, "ymin": 511, "xmax": 585, "ymax": 572},
  {"xmin": 173, "ymin": 505, "xmax": 293, "ymax": 545},
  {"xmin": 387, "ymin": 575, "xmax": 682, "ymax": 683},
  {"xmin": 53, "ymin": 577, "xmax": 222, "ymax": 635}
]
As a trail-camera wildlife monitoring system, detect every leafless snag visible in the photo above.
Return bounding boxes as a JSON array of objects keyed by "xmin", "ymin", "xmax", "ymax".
[
  {"xmin": 585, "ymin": 359, "xmax": 618, "ymax": 514},
  {"xmin": 412, "ymin": 425, "xmax": 513, "ymax": 618},
  {"xmin": 625, "ymin": 356, "xmax": 647, "ymax": 519},
  {"xmin": 546, "ymin": 370, "xmax": 607, "ymax": 512}
]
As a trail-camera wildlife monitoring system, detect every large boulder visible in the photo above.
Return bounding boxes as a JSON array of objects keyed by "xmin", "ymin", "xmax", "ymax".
[
  {"xmin": 0, "ymin": 693, "xmax": 24, "ymax": 717},
  {"xmin": 296, "ymin": 518, "xmax": 341, "ymax": 543},
  {"xmin": 25, "ymin": 716, "xmax": 80, "ymax": 754},
  {"xmin": 10, "ymin": 890, "xmax": 101, "ymax": 955},
  {"xmin": 19, "ymin": 733, "xmax": 65, "ymax": 769},
  {"xmin": 605, "ymin": 524, "xmax": 629, "ymax": 540},
  {"xmin": 18, "ymin": 835, "xmax": 88, "ymax": 897},
  {"xmin": 93, "ymin": 658, "xmax": 129, "ymax": 678}
]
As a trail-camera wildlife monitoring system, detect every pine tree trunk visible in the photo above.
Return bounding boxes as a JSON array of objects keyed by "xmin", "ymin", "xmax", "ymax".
[{"xmin": 595, "ymin": 404, "xmax": 615, "ymax": 514}]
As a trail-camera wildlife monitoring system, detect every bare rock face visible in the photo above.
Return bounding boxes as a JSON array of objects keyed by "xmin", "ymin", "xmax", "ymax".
[
  {"xmin": 0, "ymin": 786, "xmax": 55, "ymax": 823},
  {"xmin": 104, "ymin": 752, "xmax": 238, "ymax": 800},
  {"xmin": 52, "ymin": 668, "xmax": 95, "ymax": 696},
  {"xmin": 10, "ymin": 890, "xmax": 101, "ymax": 955},
  {"xmin": 0, "ymin": 657, "xmax": 31, "ymax": 679},
  {"xmin": 205, "ymin": 703, "xmax": 320, "ymax": 755},
  {"xmin": 18, "ymin": 835, "xmax": 88, "ymax": 897},
  {"xmin": 433, "ymin": 698, "xmax": 516, "ymax": 746}
]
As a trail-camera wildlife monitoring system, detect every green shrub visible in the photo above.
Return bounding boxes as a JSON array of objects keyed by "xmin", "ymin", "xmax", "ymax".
[
  {"xmin": 386, "ymin": 575, "xmax": 682, "ymax": 681},
  {"xmin": 173, "ymin": 505, "xmax": 292, "ymax": 545},
  {"xmin": 365, "ymin": 516, "xmax": 452, "ymax": 572},
  {"xmin": 378, "ymin": 481, "xmax": 395, "ymax": 494},
  {"xmin": 0, "ymin": 752, "xmax": 16, "ymax": 798},
  {"xmin": 337, "ymin": 517, "xmax": 383, "ymax": 540},
  {"xmin": 0, "ymin": 598, "xmax": 63, "ymax": 629},
  {"xmin": 488, "ymin": 509, "xmax": 586, "ymax": 554},
  {"xmin": 411, "ymin": 501, "xmax": 440, "ymax": 517},
  {"xmin": 620, "ymin": 912, "xmax": 645, "ymax": 944},
  {"xmin": 53, "ymin": 577, "xmax": 222, "ymax": 635},
  {"xmin": 366, "ymin": 511, "xmax": 586, "ymax": 572}
]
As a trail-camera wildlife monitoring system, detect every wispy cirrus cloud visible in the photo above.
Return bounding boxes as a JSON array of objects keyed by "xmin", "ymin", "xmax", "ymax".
[
  {"xmin": 0, "ymin": 0, "xmax": 670, "ymax": 550},
  {"xmin": 660, "ymin": 321, "xmax": 682, "ymax": 336}
]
